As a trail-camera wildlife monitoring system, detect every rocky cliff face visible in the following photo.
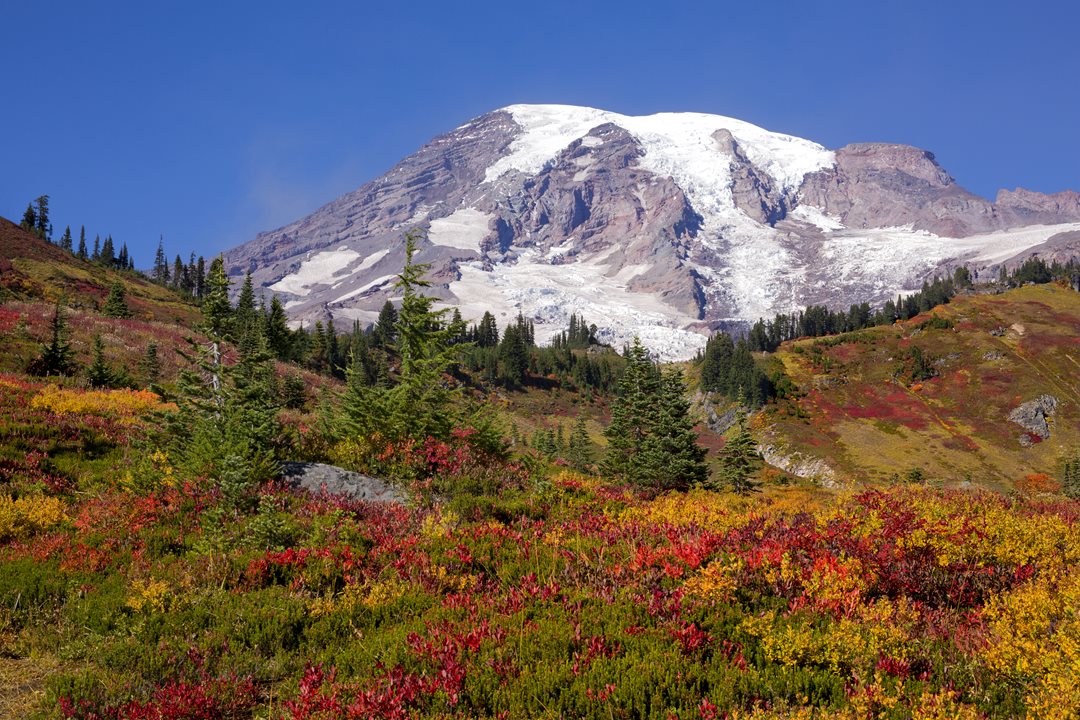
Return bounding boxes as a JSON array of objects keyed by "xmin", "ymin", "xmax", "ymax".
[{"xmin": 225, "ymin": 104, "xmax": 1080, "ymax": 359}]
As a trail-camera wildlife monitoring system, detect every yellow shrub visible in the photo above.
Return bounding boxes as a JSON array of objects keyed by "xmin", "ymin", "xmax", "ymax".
[
  {"xmin": 982, "ymin": 570, "xmax": 1080, "ymax": 720},
  {"xmin": 30, "ymin": 385, "xmax": 170, "ymax": 420},
  {"xmin": 310, "ymin": 577, "xmax": 411, "ymax": 617},
  {"xmin": 126, "ymin": 578, "xmax": 171, "ymax": 613},
  {"xmin": 0, "ymin": 494, "xmax": 66, "ymax": 540},
  {"xmin": 684, "ymin": 555, "xmax": 743, "ymax": 603}
]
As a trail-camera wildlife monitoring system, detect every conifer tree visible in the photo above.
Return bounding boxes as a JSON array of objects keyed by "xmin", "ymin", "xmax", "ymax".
[
  {"xmin": 27, "ymin": 303, "xmax": 78, "ymax": 377},
  {"xmin": 100, "ymin": 235, "xmax": 116, "ymax": 267},
  {"xmin": 233, "ymin": 271, "xmax": 259, "ymax": 340},
  {"xmin": 77, "ymin": 226, "xmax": 87, "ymax": 259},
  {"xmin": 264, "ymin": 296, "xmax": 292, "ymax": 360},
  {"xmin": 92, "ymin": 235, "xmax": 101, "ymax": 261},
  {"xmin": 602, "ymin": 338, "xmax": 661, "ymax": 483},
  {"xmin": 373, "ymin": 300, "xmax": 398, "ymax": 348},
  {"xmin": 567, "ymin": 416, "xmax": 593, "ymax": 472},
  {"xmin": 172, "ymin": 255, "xmax": 185, "ymax": 289},
  {"xmin": 33, "ymin": 195, "xmax": 49, "ymax": 240},
  {"xmin": 86, "ymin": 335, "xmax": 115, "ymax": 388},
  {"xmin": 639, "ymin": 369, "xmax": 708, "ymax": 490},
  {"xmin": 20, "ymin": 204, "xmax": 36, "ymax": 232},
  {"xmin": 140, "ymin": 342, "xmax": 161, "ymax": 385},
  {"xmin": 59, "ymin": 225, "xmax": 73, "ymax": 252},
  {"xmin": 1063, "ymin": 454, "xmax": 1080, "ymax": 500},
  {"xmin": 713, "ymin": 415, "xmax": 761, "ymax": 495},
  {"xmin": 152, "ymin": 237, "xmax": 170, "ymax": 284},
  {"xmin": 102, "ymin": 281, "xmax": 131, "ymax": 318}
]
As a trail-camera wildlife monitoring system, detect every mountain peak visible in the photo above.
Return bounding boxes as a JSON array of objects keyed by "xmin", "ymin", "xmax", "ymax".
[{"xmin": 225, "ymin": 106, "xmax": 1080, "ymax": 360}]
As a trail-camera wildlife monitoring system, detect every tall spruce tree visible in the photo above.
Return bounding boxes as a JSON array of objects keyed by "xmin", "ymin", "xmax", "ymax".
[
  {"xmin": 86, "ymin": 335, "xmax": 116, "ymax": 388},
  {"xmin": 33, "ymin": 196, "xmax": 49, "ymax": 240},
  {"xmin": 638, "ymin": 369, "xmax": 708, "ymax": 490},
  {"xmin": 76, "ymin": 226, "xmax": 88, "ymax": 259},
  {"xmin": 59, "ymin": 225, "xmax": 73, "ymax": 252},
  {"xmin": 152, "ymin": 237, "xmax": 170, "ymax": 284},
  {"xmin": 566, "ymin": 416, "xmax": 593, "ymax": 472},
  {"xmin": 20, "ymin": 204, "xmax": 36, "ymax": 232},
  {"xmin": 602, "ymin": 338, "xmax": 661, "ymax": 483}
]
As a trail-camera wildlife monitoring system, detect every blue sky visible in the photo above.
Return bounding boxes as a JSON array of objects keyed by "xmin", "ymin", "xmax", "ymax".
[{"xmin": 2, "ymin": 1, "xmax": 1078, "ymax": 266}]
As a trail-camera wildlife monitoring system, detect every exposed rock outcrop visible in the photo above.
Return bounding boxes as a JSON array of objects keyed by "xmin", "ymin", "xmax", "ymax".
[
  {"xmin": 1008, "ymin": 395, "xmax": 1059, "ymax": 444},
  {"xmin": 280, "ymin": 462, "xmax": 405, "ymax": 503}
]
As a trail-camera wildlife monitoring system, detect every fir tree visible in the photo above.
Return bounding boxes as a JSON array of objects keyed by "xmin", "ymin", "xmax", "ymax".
[
  {"xmin": 1063, "ymin": 454, "xmax": 1080, "ymax": 500},
  {"xmin": 152, "ymin": 237, "xmax": 170, "ymax": 284},
  {"xmin": 20, "ymin": 203, "xmax": 36, "ymax": 232},
  {"xmin": 86, "ymin": 335, "xmax": 116, "ymax": 388},
  {"xmin": 102, "ymin": 281, "xmax": 131, "ymax": 318},
  {"xmin": 233, "ymin": 271, "xmax": 259, "ymax": 341},
  {"xmin": 202, "ymin": 257, "xmax": 232, "ymax": 338},
  {"xmin": 27, "ymin": 303, "xmax": 78, "ymax": 377},
  {"xmin": 92, "ymin": 235, "xmax": 101, "ymax": 261},
  {"xmin": 100, "ymin": 235, "xmax": 116, "ymax": 267},
  {"xmin": 33, "ymin": 195, "xmax": 49, "ymax": 240},
  {"xmin": 602, "ymin": 338, "xmax": 661, "ymax": 483},
  {"xmin": 76, "ymin": 226, "xmax": 88, "ymax": 259},
  {"xmin": 140, "ymin": 342, "xmax": 161, "ymax": 385},
  {"xmin": 373, "ymin": 300, "xmax": 398, "ymax": 348},
  {"xmin": 566, "ymin": 416, "xmax": 593, "ymax": 472},
  {"xmin": 172, "ymin": 255, "xmax": 185, "ymax": 289},
  {"xmin": 59, "ymin": 225, "xmax": 73, "ymax": 252},
  {"xmin": 638, "ymin": 369, "xmax": 708, "ymax": 490},
  {"xmin": 713, "ymin": 415, "xmax": 761, "ymax": 495},
  {"xmin": 264, "ymin": 296, "xmax": 292, "ymax": 361}
]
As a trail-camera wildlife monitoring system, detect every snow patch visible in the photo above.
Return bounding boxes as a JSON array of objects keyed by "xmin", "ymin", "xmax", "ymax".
[
  {"xmin": 428, "ymin": 207, "xmax": 493, "ymax": 251},
  {"xmin": 269, "ymin": 249, "xmax": 362, "ymax": 296},
  {"xmin": 331, "ymin": 274, "xmax": 397, "ymax": 304},
  {"xmin": 790, "ymin": 204, "xmax": 846, "ymax": 232}
]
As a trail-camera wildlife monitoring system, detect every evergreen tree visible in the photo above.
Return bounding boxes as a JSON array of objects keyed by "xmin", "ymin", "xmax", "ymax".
[
  {"xmin": 86, "ymin": 335, "xmax": 116, "ymax": 388},
  {"xmin": 476, "ymin": 311, "xmax": 499, "ymax": 347},
  {"xmin": 102, "ymin": 281, "xmax": 131, "ymax": 318},
  {"xmin": 152, "ymin": 237, "xmax": 170, "ymax": 284},
  {"xmin": 639, "ymin": 369, "xmax": 709, "ymax": 490},
  {"xmin": 195, "ymin": 256, "xmax": 206, "ymax": 299},
  {"xmin": 92, "ymin": 235, "xmax": 100, "ymax": 262},
  {"xmin": 713, "ymin": 416, "xmax": 761, "ymax": 495},
  {"xmin": 602, "ymin": 338, "xmax": 661, "ymax": 483},
  {"xmin": 1062, "ymin": 454, "xmax": 1080, "ymax": 500},
  {"xmin": 27, "ymin": 303, "xmax": 78, "ymax": 377},
  {"xmin": 337, "ymin": 231, "xmax": 485, "ymax": 447},
  {"xmin": 100, "ymin": 235, "xmax": 116, "ymax": 267},
  {"xmin": 20, "ymin": 204, "xmax": 36, "ymax": 232},
  {"xmin": 117, "ymin": 243, "xmax": 129, "ymax": 270},
  {"xmin": 499, "ymin": 322, "xmax": 529, "ymax": 386},
  {"xmin": 59, "ymin": 225, "xmax": 73, "ymax": 252},
  {"xmin": 233, "ymin": 271, "xmax": 259, "ymax": 340},
  {"xmin": 140, "ymin": 342, "xmax": 161, "ymax": 385},
  {"xmin": 77, "ymin": 226, "xmax": 87, "ymax": 259},
  {"xmin": 202, "ymin": 256, "xmax": 232, "ymax": 338},
  {"xmin": 172, "ymin": 255, "xmax": 185, "ymax": 289},
  {"xmin": 33, "ymin": 195, "xmax": 50, "ymax": 240},
  {"xmin": 264, "ymin": 296, "xmax": 292, "ymax": 360},
  {"xmin": 372, "ymin": 300, "xmax": 398, "ymax": 348},
  {"xmin": 566, "ymin": 416, "xmax": 593, "ymax": 472}
]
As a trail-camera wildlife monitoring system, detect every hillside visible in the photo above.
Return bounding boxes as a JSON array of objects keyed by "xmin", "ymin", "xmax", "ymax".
[
  {"xmin": 0, "ymin": 217, "xmax": 201, "ymax": 327},
  {"xmin": 759, "ymin": 283, "xmax": 1080, "ymax": 489}
]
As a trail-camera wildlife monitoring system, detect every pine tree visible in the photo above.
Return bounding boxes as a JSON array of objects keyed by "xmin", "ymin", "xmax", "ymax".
[
  {"xmin": 202, "ymin": 256, "xmax": 232, "ymax": 338},
  {"xmin": 172, "ymin": 255, "xmax": 185, "ymax": 289},
  {"xmin": 86, "ymin": 335, "xmax": 115, "ymax": 388},
  {"xmin": 27, "ymin": 303, "xmax": 78, "ymax": 377},
  {"xmin": 499, "ymin": 322, "xmax": 529, "ymax": 386},
  {"xmin": 92, "ymin": 235, "xmax": 101, "ymax": 261},
  {"xmin": 713, "ymin": 415, "xmax": 761, "ymax": 495},
  {"xmin": 102, "ymin": 281, "xmax": 131, "ymax": 318},
  {"xmin": 76, "ymin": 226, "xmax": 88, "ymax": 259},
  {"xmin": 233, "ymin": 271, "xmax": 259, "ymax": 340},
  {"xmin": 117, "ymin": 243, "xmax": 129, "ymax": 270},
  {"xmin": 59, "ymin": 225, "xmax": 73, "ymax": 252},
  {"xmin": 195, "ymin": 256, "xmax": 206, "ymax": 299}
]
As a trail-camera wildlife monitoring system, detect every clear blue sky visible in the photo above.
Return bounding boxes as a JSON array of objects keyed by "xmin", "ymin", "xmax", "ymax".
[{"xmin": 2, "ymin": 1, "xmax": 1078, "ymax": 267}]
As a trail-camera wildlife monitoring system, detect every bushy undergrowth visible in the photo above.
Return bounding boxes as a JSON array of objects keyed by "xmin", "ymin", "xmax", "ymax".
[{"xmin": 1, "ymin": 417, "xmax": 1077, "ymax": 719}]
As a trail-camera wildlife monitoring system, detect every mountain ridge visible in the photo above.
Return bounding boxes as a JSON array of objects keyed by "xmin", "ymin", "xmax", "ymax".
[{"xmin": 226, "ymin": 104, "xmax": 1080, "ymax": 359}]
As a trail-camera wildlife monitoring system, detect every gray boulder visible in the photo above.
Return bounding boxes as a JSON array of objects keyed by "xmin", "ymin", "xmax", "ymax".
[
  {"xmin": 279, "ymin": 461, "xmax": 405, "ymax": 503},
  {"xmin": 1008, "ymin": 395, "xmax": 1059, "ymax": 442}
]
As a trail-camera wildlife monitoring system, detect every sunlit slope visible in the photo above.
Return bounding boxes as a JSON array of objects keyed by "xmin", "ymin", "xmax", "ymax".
[{"xmin": 763, "ymin": 284, "xmax": 1080, "ymax": 488}]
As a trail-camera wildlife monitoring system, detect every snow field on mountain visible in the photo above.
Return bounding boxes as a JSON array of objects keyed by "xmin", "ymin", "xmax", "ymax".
[
  {"xmin": 428, "ymin": 207, "xmax": 494, "ymax": 251},
  {"xmin": 268, "ymin": 249, "xmax": 362, "ymax": 296}
]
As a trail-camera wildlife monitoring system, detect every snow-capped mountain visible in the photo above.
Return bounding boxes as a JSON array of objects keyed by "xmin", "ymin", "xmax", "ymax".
[{"xmin": 225, "ymin": 104, "xmax": 1080, "ymax": 359}]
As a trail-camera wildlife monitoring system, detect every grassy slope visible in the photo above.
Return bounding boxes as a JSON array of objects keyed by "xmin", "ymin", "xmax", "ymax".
[
  {"xmin": 0, "ymin": 217, "xmax": 200, "ymax": 327},
  {"xmin": 763, "ymin": 284, "xmax": 1080, "ymax": 489}
]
